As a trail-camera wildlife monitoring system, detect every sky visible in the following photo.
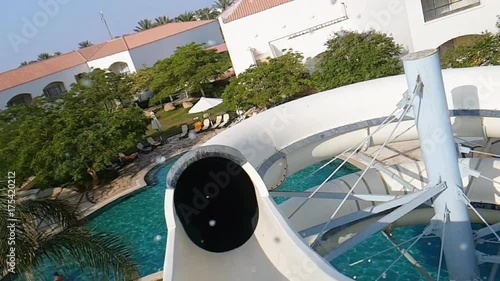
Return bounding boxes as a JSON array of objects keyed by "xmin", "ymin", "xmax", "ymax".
[{"xmin": 0, "ymin": 0, "xmax": 215, "ymax": 72}]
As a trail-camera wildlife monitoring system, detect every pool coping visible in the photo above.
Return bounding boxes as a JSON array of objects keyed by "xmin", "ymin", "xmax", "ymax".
[
  {"xmin": 82, "ymin": 163, "xmax": 153, "ymax": 218},
  {"xmin": 139, "ymin": 271, "xmax": 163, "ymax": 281},
  {"xmin": 82, "ymin": 150, "xmax": 189, "ymax": 218}
]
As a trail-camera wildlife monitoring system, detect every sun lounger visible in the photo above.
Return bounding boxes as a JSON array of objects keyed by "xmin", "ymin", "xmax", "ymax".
[
  {"xmin": 147, "ymin": 137, "xmax": 162, "ymax": 147},
  {"xmin": 201, "ymin": 119, "xmax": 210, "ymax": 131},
  {"xmin": 218, "ymin": 113, "xmax": 230, "ymax": 128},
  {"xmin": 179, "ymin": 125, "xmax": 189, "ymax": 138},
  {"xmin": 105, "ymin": 160, "xmax": 125, "ymax": 171},
  {"xmin": 118, "ymin": 152, "xmax": 138, "ymax": 163},
  {"xmin": 136, "ymin": 143, "xmax": 152, "ymax": 153},
  {"xmin": 194, "ymin": 121, "xmax": 203, "ymax": 133},
  {"xmin": 211, "ymin": 115, "xmax": 222, "ymax": 129}
]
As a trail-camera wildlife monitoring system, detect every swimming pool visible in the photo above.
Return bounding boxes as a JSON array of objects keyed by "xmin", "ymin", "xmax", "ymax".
[{"xmin": 36, "ymin": 155, "xmax": 499, "ymax": 280}]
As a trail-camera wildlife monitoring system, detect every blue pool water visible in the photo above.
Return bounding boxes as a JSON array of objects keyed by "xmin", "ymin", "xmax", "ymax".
[{"xmin": 36, "ymin": 156, "xmax": 500, "ymax": 280}]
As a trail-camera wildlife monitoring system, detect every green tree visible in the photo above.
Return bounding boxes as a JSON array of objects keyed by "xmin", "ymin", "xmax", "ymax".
[
  {"xmin": 195, "ymin": 8, "xmax": 217, "ymax": 20},
  {"xmin": 0, "ymin": 106, "xmax": 47, "ymax": 184},
  {"xmin": 0, "ymin": 70, "xmax": 147, "ymax": 189},
  {"xmin": 223, "ymin": 51, "xmax": 313, "ymax": 111},
  {"xmin": 0, "ymin": 187, "xmax": 140, "ymax": 280},
  {"xmin": 39, "ymin": 70, "xmax": 146, "ymax": 187},
  {"xmin": 37, "ymin": 53, "xmax": 52, "ymax": 61},
  {"xmin": 150, "ymin": 43, "xmax": 231, "ymax": 104},
  {"xmin": 19, "ymin": 61, "xmax": 29, "ymax": 67},
  {"xmin": 0, "ymin": 103, "xmax": 60, "ymax": 187},
  {"xmin": 175, "ymin": 11, "xmax": 196, "ymax": 22},
  {"xmin": 134, "ymin": 19, "xmax": 155, "ymax": 32},
  {"xmin": 154, "ymin": 16, "xmax": 174, "ymax": 26},
  {"xmin": 149, "ymin": 57, "xmax": 178, "ymax": 105},
  {"xmin": 78, "ymin": 40, "xmax": 94, "ymax": 49},
  {"xmin": 130, "ymin": 67, "xmax": 156, "ymax": 95},
  {"xmin": 440, "ymin": 33, "xmax": 500, "ymax": 68},
  {"xmin": 439, "ymin": 16, "xmax": 500, "ymax": 68},
  {"xmin": 213, "ymin": 0, "xmax": 234, "ymax": 11},
  {"xmin": 312, "ymin": 30, "xmax": 403, "ymax": 91}
]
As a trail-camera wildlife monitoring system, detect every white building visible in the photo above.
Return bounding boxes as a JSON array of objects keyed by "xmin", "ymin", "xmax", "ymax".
[
  {"xmin": 219, "ymin": 0, "xmax": 500, "ymax": 75},
  {"xmin": 0, "ymin": 20, "xmax": 226, "ymax": 110}
]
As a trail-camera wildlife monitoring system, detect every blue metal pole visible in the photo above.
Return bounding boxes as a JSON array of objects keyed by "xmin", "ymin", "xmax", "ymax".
[{"xmin": 402, "ymin": 49, "xmax": 477, "ymax": 280}]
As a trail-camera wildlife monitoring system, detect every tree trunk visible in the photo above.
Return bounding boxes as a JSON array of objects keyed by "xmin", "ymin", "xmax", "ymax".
[
  {"xmin": 200, "ymin": 87, "xmax": 206, "ymax": 97},
  {"xmin": 85, "ymin": 168, "xmax": 99, "ymax": 204},
  {"xmin": 87, "ymin": 168, "xmax": 99, "ymax": 189}
]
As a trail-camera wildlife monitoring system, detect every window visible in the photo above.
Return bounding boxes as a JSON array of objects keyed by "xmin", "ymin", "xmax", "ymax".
[
  {"xmin": 109, "ymin": 62, "xmax": 130, "ymax": 75},
  {"xmin": 421, "ymin": 0, "xmax": 480, "ymax": 22},
  {"xmin": 7, "ymin": 94, "xmax": 32, "ymax": 107},
  {"xmin": 43, "ymin": 82, "xmax": 67, "ymax": 98}
]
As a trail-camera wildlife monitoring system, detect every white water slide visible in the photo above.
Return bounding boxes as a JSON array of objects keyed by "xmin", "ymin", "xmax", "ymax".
[{"xmin": 163, "ymin": 50, "xmax": 500, "ymax": 281}]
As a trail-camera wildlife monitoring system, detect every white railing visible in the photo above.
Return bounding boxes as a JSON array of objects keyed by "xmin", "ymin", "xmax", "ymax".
[{"xmin": 422, "ymin": 0, "xmax": 480, "ymax": 22}]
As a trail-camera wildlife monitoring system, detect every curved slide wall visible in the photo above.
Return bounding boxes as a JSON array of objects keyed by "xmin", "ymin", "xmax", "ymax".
[
  {"xmin": 164, "ymin": 66, "xmax": 500, "ymax": 281},
  {"xmin": 204, "ymin": 66, "xmax": 500, "ymax": 189}
]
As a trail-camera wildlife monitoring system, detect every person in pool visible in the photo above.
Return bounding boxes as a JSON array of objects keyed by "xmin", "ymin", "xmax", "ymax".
[{"xmin": 54, "ymin": 272, "xmax": 64, "ymax": 281}]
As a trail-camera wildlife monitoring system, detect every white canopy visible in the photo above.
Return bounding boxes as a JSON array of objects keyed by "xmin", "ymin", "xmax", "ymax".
[{"xmin": 188, "ymin": 97, "xmax": 223, "ymax": 114}]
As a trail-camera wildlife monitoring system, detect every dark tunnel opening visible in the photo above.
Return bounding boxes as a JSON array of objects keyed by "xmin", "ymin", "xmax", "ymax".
[{"xmin": 173, "ymin": 156, "xmax": 259, "ymax": 253}]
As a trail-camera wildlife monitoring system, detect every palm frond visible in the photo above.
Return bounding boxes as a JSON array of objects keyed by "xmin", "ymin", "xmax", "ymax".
[
  {"xmin": 17, "ymin": 198, "xmax": 82, "ymax": 229},
  {"xmin": 34, "ymin": 227, "xmax": 139, "ymax": 281}
]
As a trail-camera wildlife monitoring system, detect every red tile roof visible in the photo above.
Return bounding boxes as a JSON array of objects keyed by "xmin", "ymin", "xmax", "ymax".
[
  {"xmin": 0, "ymin": 52, "xmax": 87, "ymax": 92},
  {"xmin": 77, "ymin": 43, "xmax": 106, "ymax": 60},
  {"xmin": 0, "ymin": 20, "xmax": 218, "ymax": 92},
  {"xmin": 87, "ymin": 38, "xmax": 129, "ymax": 61},
  {"xmin": 208, "ymin": 43, "xmax": 228, "ymax": 53},
  {"xmin": 124, "ymin": 20, "xmax": 215, "ymax": 49},
  {"xmin": 223, "ymin": 0, "xmax": 292, "ymax": 23}
]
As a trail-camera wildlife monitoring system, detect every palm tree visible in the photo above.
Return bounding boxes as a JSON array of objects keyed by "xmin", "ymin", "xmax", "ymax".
[
  {"xmin": 212, "ymin": 0, "xmax": 234, "ymax": 11},
  {"xmin": 175, "ymin": 11, "xmax": 196, "ymax": 22},
  {"xmin": 78, "ymin": 40, "xmax": 93, "ymax": 49},
  {"xmin": 37, "ymin": 53, "xmax": 52, "ymax": 61},
  {"xmin": 0, "ymin": 187, "xmax": 139, "ymax": 280},
  {"xmin": 154, "ymin": 16, "xmax": 174, "ymax": 26},
  {"xmin": 134, "ymin": 19, "xmax": 155, "ymax": 32},
  {"xmin": 195, "ymin": 7, "xmax": 217, "ymax": 20}
]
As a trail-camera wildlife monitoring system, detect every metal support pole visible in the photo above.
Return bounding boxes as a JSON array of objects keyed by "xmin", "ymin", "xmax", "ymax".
[{"xmin": 402, "ymin": 49, "xmax": 477, "ymax": 280}]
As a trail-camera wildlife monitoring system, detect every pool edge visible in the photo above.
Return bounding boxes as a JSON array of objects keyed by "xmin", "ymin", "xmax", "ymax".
[{"xmin": 82, "ymin": 151, "xmax": 186, "ymax": 218}]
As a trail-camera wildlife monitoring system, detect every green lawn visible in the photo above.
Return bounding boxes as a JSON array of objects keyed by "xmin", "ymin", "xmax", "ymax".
[{"xmin": 146, "ymin": 102, "xmax": 231, "ymax": 139}]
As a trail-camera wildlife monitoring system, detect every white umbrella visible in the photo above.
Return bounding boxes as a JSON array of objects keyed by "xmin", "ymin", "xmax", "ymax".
[
  {"xmin": 151, "ymin": 116, "xmax": 162, "ymax": 131},
  {"xmin": 188, "ymin": 97, "xmax": 223, "ymax": 114}
]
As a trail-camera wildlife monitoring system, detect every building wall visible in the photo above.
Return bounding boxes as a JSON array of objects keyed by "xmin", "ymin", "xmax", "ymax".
[
  {"xmin": 129, "ymin": 21, "xmax": 225, "ymax": 70},
  {"xmin": 0, "ymin": 64, "xmax": 90, "ymax": 110},
  {"xmin": 87, "ymin": 51, "xmax": 137, "ymax": 73},
  {"xmin": 220, "ymin": 0, "xmax": 414, "ymax": 75},
  {"xmin": 405, "ymin": 0, "xmax": 500, "ymax": 50},
  {"xmin": 221, "ymin": 0, "xmax": 497, "ymax": 75}
]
